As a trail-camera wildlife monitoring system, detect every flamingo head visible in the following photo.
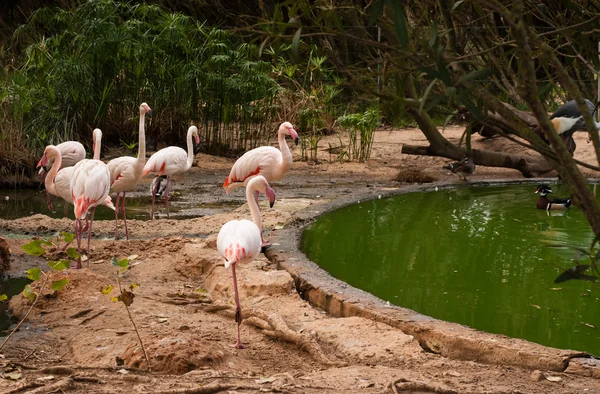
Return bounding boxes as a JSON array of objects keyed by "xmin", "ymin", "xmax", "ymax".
[
  {"xmin": 140, "ymin": 102, "xmax": 153, "ymax": 116},
  {"xmin": 281, "ymin": 122, "xmax": 299, "ymax": 146},
  {"xmin": 92, "ymin": 128, "xmax": 102, "ymax": 153},
  {"xmin": 37, "ymin": 145, "xmax": 57, "ymax": 168},
  {"xmin": 265, "ymin": 186, "xmax": 276, "ymax": 208},
  {"xmin": 248, "ymin": 175, "xmax": 276, "ymax": 208},
  {"xmin": 189, "ymin": 125, "xmax": 200, "ymax": 144}
]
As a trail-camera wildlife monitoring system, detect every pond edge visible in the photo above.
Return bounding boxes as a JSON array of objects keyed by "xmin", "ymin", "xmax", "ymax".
[{"xmin": 266, "ymin": 178, "xmax": 600, "ymax": 378}]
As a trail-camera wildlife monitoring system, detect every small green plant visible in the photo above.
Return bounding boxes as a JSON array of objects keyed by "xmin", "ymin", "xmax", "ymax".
[
  {"xmin": 120, "ymin": 139, "xmax": 138, "ymax": 153},
  {"xmin": 101, "ymin": 256, "xmax": 151, "ymax": 371},
  {"xmin": 336, "ymin": 108, "xmax": 381, "ymax": 162},
  {"xmin": 0, "ymin": 234, "xmax": 73, "ymax": 352}
]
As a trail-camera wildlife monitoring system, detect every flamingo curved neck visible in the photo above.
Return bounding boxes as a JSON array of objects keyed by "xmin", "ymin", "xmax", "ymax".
[
  {"xmin": 278, "ymin": 129, "xmax": 292, "ymax": 173},
  {"xmin": 246, "ymin": 186, "xmax": 262, "ymax": 233},
  {"xmin": 45, "ymin": 148, "xmax": 62, "ymax": 196},
  {"xmin": 186, "ymin": 129, "xmax": 195, "ymax": 170},
  {"xmin": 137, "ymin": 112, "xmax": 146, "ymax": 164}
]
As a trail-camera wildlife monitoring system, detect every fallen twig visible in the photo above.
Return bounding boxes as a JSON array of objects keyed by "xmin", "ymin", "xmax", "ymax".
[
  {"xmin": 384, "ymin": 378, "xmax": 458, "ymax": 394},
  {"xmin": 153, "ymin": 382, "xmax": 270, "ymax": 394}
]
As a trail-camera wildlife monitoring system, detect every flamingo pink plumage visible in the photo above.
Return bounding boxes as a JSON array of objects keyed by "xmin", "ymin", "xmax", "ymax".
[
  {"xmin": 217, "ymin": 175, "xmax": 276, "ymax": 348},
  {"xmin": 223, "ymin": 122, "xmax": 298, "ymax": 194},
  {"xmin": 70, "ymin": 158, "xmax": 111, "ymax": 268},
  {"xmin": 107, "ymin": 103, "xmax": 152, "ymax": 239},
  {"xmin": 143, "ymin": 125, "xmax": 200, "ymax": 219},
  {"xmin": 40, "ymin": 140, "xmax": 86, "ymax": 210}
]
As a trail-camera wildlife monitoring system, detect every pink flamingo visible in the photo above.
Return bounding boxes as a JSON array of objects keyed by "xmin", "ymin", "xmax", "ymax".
[
  {"xmin": 143, "ymin": 125, "xmax": 200, "ymax": 219},
  {"xmin": 223, "ymin": 122, "xmax": 298, "ymax": 194},
  {"xmin": 70, "ymin": 158, "xmax": 111, "ymax": 268},
  {"xmin": 217, "ymin": 175, "xmax": 276, "ymax": 348},
  {"xmin": 40, "ymin": 140, "xmax": 86, "ymax": 210},
  {"xmin": 222, "ymin": 122, "xmax": 297, "ymax": 246},
  {"xmin": 107, "ymin": 103, "xmax": 152, "ymax": 239}
]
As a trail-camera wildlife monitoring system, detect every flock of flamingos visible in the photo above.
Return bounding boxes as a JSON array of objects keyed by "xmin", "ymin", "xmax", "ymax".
[{"xmin": 37, "ymin": 102, "xmax": 299, "ymax": 348}]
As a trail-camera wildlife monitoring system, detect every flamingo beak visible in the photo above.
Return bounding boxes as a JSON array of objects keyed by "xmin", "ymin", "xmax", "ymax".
[
  {"xmin": 266, "ymin": 186, "xmax": 276, "ymax": 208},
  {"xmin": 290, "ymin": 128, "xmax": 299, "ymax": 146},
  {"xmin": 194, "ymin": 135, "xmax": 200, "ymax": 144},
  {"xmin": 37, "ymin": 154, "xmax": 48, "ymax": 168}
]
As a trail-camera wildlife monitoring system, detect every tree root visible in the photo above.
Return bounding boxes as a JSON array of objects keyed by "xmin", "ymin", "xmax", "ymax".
[
  {"xmin": 384, "ymin": 378, "xmax": 458, "ymax": 394},
  {"xmin": 203, "ymin": 303, "xmax": 345, "ymax": 366},
  {"xmin": 8, "ymin": 378, "xmax": 75, "ymax": 394},
  {"xmin": 153, "ymin": 382, "xmax": 270, "ymax": 394}
]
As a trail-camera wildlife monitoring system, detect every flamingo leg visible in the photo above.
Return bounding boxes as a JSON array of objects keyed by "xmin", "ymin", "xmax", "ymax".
[
  {"xmin": 63, "ymin": 203, "xmax": 68, "ymax": 218},
  {"xmin": 121, "ymin": 192, "xmax": 129, "ymax": 240},
  {"xmin": 75, "ymin": 218, "xmax": 83, "ymax": 269},
  {"xmin": 114, "ymin": 192, "xmax": 121, "ymax": 239},
  {"xmin": 165, "ymin": 176, "xmax": 171, "ymax": 218},
  {"xmin": 151, "ymin": 177, "xmax": 160, "ymax": 220},
  {"xmin": 46, "ymin": 191, "xmax": 54, "ymax": 212},
  {"xmin": 86, "ymin": 206, "xmax": 97, "ymax": 264},
  {"xmin": 230, "ymin": 263, "xmax": 246, "ymax": 349}
]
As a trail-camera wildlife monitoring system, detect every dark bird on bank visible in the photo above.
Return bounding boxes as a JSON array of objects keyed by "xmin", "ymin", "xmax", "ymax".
[
  {"xmin": 535, "ymin": 184, "xmax": 572, "ymax": 210},
  {"xmin": 554, "ymin": 264, "xmax": 597, "ymax": 283},
  {"xmin": 150, "ymin": 175, "xmax": 168, "ymax": 198},
  {"xmin": 442, "ymin": 156, "xmax": 475, "ymax": 180},
  {"xmin": 533, "ymin": 99, "xmax": 600, "ymax": 145}
]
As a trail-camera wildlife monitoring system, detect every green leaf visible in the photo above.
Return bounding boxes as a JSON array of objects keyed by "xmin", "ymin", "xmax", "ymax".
[
  {"xmin": 66, "ymin": 248, "xmax": 80, "ymax": 259},
  {"xmin": 48, "ymin": 259, "xmax": 70, "ymax": 271},
  {"xmin": 129, "ymin": 283, "xmax": 139, "ymax": 290},
  {"xmin": 387, "ymin": 0, "xmax": 409, "ymax": 48},
  {"xmin": 458, "ymin": 69, "xmax": 494, "ymax": 85},
  {"xmin": 40, "ymin": 239, "xmax": 53, "ymax": 247},
  {"xmin": 292, "ymin": 27, "xmax": 302, "ymax": 63},
  {"xmin": 428, "ymin": 21, "xmax": 439, "ymax": 49},
  {"xmin": 368, "ymin": 0, "xmax": 385, "ymax": 26},
  {"xmin": 51, "ymin": 278, "xmax": 69, "ymax": 291},
  {"xmin": 0, "ymin": 294, "xmax": 8, "ymax": 301},
  {"xmin": 451, "ymin": 0, "xmax": 465, "ymax": 12},
  {"xmin": 101, "ymin": 285, "xmax": 114, "ymax": 295},
  {"xmin": 419, "ymin": 78, "xmax": 438, "ymax": 115},
  {"xmin": 22, "ymin": 240, "xmax": 45, "ymax": 256},
  {"xmin": 110, "ymin": 296, "xmax": 119, "ymax": 303},
  {"xmin": 22, "ymin": 284, "xmax": 37, "ymax": 302},
  {"xmin": 117, "ymin": 258, "xmax": 129, "ymax": 268},
  {"xmin": 459, "ymin": 97, "xmax": 483, "ymax": 121},
  {"xmin": 61, "ymin": 231, "xmax": 75, "ymax": 243},
  {"xmin": 26, "ymin": 267, "xmax": 42, "ymax": 281}
]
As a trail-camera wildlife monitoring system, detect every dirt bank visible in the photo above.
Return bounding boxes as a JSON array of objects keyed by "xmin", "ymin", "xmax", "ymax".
[{"xmin": 0, "ymin": 126, "xmax": 599, "ymax": 393}]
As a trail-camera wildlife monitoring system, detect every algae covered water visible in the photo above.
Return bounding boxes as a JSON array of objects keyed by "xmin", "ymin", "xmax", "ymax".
[{"xmin": 301, "ymin": 184, "xmax": 600, "ymax": 356}]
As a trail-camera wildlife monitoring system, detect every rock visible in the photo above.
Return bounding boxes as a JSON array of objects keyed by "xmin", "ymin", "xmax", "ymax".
[{"xmin": 530, "ymin": 370, "xmax": 544, "ymax": 382}]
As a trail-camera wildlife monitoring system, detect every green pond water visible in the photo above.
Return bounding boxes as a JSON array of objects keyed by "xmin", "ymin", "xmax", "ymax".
[
  {"xmin": 0, "ymin": 277, "xmax": 32, "ymax": 336},
  {"xmin": 301, "ymin": 184, "xmax": 600, "ymax": 356}
]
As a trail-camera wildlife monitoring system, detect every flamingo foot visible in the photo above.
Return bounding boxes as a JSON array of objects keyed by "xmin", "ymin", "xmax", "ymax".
[{"xmin": 231, "ymin": 342, "xmax": 247, "ymax": 349}]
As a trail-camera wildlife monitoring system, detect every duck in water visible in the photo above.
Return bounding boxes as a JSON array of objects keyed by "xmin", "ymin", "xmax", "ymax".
[{"xmin": 535, "ymin": 184, "xmax": 572, "ymax": 210}]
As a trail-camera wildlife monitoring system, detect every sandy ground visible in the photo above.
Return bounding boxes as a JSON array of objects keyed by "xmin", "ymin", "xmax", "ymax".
[{"xmin": 0, "ymin": 126, "xmax": 600, "ymax": 393}]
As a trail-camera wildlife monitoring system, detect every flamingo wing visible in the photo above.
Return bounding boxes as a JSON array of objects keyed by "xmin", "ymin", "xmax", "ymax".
[
  {"xmin": 54, "ymin": 167, "xmax": 75, "ymax": 203},
  {"xmin": 217, "ymin": 219, "xmax": 261, "ymax": 268},
  {"xmin": 71, "ymin": 160, "xmax": 111, "ymax": 219},
  {"xmin": 107, "ymin": 156, "xmax": 138, "ymax": 192},
  {"xmin": 224, "ymin": 146, "xmax": 281, "ymax": 189},
  {"xmin": 57, "ymin": 141, "xmax": 86, "ymax": 168},
  {"xmin": 143, "ymin": 147, "xmax": 187, "ymax": 176}
]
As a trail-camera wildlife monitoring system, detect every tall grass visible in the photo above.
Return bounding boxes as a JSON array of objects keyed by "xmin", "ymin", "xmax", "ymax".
[
  {"xmin": 336, "ymin": 108, "xmax": 381, "ymax": 162},
  {"xmin": 0, "ymin": 0, "xmax": 279, "ymax": 179}
]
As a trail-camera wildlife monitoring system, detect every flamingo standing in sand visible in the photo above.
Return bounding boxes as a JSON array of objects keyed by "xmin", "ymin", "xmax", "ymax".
[
  {"xmin": 223, "ymin": 122, "xmax": 298, "ymax": 194},
  {"xmin": 38, "ymin": 129, "xmax": 113, "ymax": 217},
  {"xmin": 40, "ymin": 140, "xmax": 86, "ymax": 210},
  {"xmin": 217, "ymin": 175, "xmax": 276, "ymax": 348},
  {"xmin": 107, "ymin": 102, "xmax": 152, "ymax": 239},
  {"xmin": 222, "ymin": 122, "xmax": 297, "ymax": 246},
  {"xmin": 143, "ymin": 125, "xmax": 200, "ymax": 219},
  {"xmin": 70, "ymin": 158, "xmax": 111, "ymax": 268}
]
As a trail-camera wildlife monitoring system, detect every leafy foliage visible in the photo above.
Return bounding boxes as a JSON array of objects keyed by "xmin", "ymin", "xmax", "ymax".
[{"xmin": 336, "ymin": 108, "xmax": 381, "ymax": 162}]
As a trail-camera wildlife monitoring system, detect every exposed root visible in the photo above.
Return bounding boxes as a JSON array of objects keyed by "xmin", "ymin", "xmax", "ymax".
[
  {"xmin": 384, "ymin": 378, "xmax": 458, "ymax": 394},
  {"xmin": 9, "ymin": 378, "xmax": 74, "ymax": 394},
  {"xmin": 153, "ymin": 382, "xmax": 269, "ymax": 394},
  {"xmin": 203, "ymin": 303, "xmax": 345, "ymax": 366}
]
